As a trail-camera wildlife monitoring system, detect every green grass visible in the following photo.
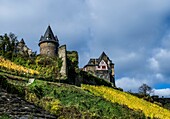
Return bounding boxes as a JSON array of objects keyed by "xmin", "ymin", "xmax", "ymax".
[
  {"xmin": 0, "ymin": 114, "xmax": 11, "ymax": 119},
  {"xmin": 26, "ymin": 80, "xmax": 145, "ymax": 119},
  {"xmin": 0, "ymin": 75, "xmax": 146, "ymax": 119}
]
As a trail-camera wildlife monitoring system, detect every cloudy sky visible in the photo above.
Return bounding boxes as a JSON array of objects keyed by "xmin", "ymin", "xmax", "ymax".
[{"xmin": 1, "ymin": 0, "xmax": 170, "ymax": 97}]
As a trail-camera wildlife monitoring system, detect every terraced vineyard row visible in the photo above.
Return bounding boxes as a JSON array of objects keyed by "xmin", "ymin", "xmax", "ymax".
[
  {"xmin": 0, "ymin": 56, "xmax": 39, "ymax": 75},
  {"xmin": 82, "ymin": 85, "xmax": 170, "ymax": 119}
]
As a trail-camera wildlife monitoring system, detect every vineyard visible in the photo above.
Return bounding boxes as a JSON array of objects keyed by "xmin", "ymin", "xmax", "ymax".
[
  {"xmin": 1, "ymin": 55, "xmax": 170, "ymax": 118},
  {"xmin": 0, "ymin": 56, "xmax": 39, "ymax": 75},
  {"xmin": 82, "ymin": 85, "xmax": 170, "ymax": 119},
  {"xmin": 0, "ymin": 79, "xmax": 146, "ymax": 119}
]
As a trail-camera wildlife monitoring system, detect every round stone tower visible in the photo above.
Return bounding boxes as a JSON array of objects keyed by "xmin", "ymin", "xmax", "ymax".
[{"xmin": 38, "ymin": 25, "xmax": 59, "ymax": 56}]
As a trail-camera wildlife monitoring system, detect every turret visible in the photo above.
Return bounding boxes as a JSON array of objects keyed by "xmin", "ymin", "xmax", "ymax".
[{"xmin": 39, "ymin": 25, "xmax": 59, "ymax": 56}]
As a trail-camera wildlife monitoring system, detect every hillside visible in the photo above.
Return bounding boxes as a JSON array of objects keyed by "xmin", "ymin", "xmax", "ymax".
[
  {"xmin": 0, "ymin": 56, "xmax": 39, "ymax": 76},
  {"xmin": 0, "ymin": 56, "xmax": 170, "ymax": 118},
  {"xmin": 82, "ymin": 85, "xmax": 170, "ymax": 119},
  {"xmin": 0, "ymin": 77, "xmax": 146, "ymax": 119},
  {"xmin": 0, "ymin": 87, "xmax": 57, "ymax": 119}
]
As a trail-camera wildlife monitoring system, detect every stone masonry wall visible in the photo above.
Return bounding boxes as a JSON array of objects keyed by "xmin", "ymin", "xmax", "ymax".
[
  {"xmin": 58, "ymin": 45, "xmax": 67, "ymax": 79},
  {"xmin": 40, "ymin": 42, "xmax": 57, "ymax": 56},
  {"xmin": 0, "ymin": 88, "xmax": 56, "ymax": 119}
]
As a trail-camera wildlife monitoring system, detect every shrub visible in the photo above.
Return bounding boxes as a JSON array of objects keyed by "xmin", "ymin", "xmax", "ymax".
[{"xmin": 0, "ymin": 114, "xmax": 11, "ymax": 119}]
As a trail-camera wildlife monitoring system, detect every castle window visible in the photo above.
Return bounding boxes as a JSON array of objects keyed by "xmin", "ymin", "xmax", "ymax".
[{"xmin": 102, "ymin": 66, "xmax": 106, "ymax": 69}]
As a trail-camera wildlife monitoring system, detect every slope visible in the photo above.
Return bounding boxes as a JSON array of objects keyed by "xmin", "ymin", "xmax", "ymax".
[
  {"xmin": 0, "ymin": 56, "xmax": 145, "ymax": 118},
  {"xmin": 82, "ymin": 85, "xmax": 170, "ymax": 119},
  {"xmin": 0, "ymin": 56, "xmax": 39, "ymax": 76},
  {"xmin": 0, "ymin": 76, "xmax": 146, "ymax": 119},
  {"xmin": 0, "ymin": 56, "xmax": 168, "ymax": 118}
]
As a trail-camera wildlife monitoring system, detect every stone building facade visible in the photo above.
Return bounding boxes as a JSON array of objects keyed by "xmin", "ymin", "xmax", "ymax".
[
  {"xmin": 16, "ymin": 39, "xmax": 33, "ymax": 56},
  {"xmin": 83, "ymin": 52, "xmax": 115, "ymax": 86},
  {"xmin": 39, "ymin": 25, "xmax": 67, "ymax": 78}
]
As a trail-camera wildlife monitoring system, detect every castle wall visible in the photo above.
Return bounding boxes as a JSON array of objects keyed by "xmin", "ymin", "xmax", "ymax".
[
  {"xmin": 40, "ymin": 42, "xmax": 57, "ymax": 56},
  {"xmin": 58, "ymin": 45, "xmax": 67, "ymax": 79},
  {"xmin": 84, "ymin": 66, "xmax": 95, "ymax": 73},
  {"xmin": 95, "ymin": 70, "xmax": 110, "ymax": 81}
]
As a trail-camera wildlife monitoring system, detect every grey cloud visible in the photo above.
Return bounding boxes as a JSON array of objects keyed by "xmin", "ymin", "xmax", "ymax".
[
  {"xmin": 86, "ymin": 0, "xmax": 170, "ymax": 92},
  {"xmin": 1, "ymin": 0, "xmax": 170, "ymax": 94},
  {"xmin": 153, "ymin": 88, "xmax": 170, "ymax": 97},
  {"xmin": 149, "ymin": 49, "xmax": 170, "ymax": 80}
]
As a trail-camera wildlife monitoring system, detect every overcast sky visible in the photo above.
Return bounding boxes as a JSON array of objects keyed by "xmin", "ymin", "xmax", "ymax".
[{"xmin": 1, "ymin": 0, "xmax": 170, "ymax": 97}]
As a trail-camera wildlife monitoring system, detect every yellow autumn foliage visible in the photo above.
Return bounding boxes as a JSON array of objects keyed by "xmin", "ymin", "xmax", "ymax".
[
  {"xmin": 40, "ymin": 97, "xmax": 61, "ymax": 115},
  {"xmin": 0, "ymin": 56, "xmax": 39, "ymax": 75},
  {"xmin": 82, "ymin": 85, "xmax": 170, "ymax": 119}
]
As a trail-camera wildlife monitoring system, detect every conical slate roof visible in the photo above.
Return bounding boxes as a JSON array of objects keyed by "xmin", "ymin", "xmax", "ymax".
[
  {"xmin": 44, "ymin": 25, "xmax": 56, "ymax": 40},
  {"xmin": 20, "ymin": 38, "xmax": 25, "ymax": 44},
  {"xmin": 39, "ymin": 25, "xmax": 59, "ymax": 46}
]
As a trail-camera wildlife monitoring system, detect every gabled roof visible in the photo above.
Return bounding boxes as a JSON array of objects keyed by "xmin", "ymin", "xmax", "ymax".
[
  {"xmin": 84, "ymin": 52, "xmax": 114, "ymax": 67},
  {"xmin": 87, "ymin": 59, "xmax": 97, "ymax": 65},
  {"xmin": 39, "ymin": 25, "xmax": 59, "ymax": 46},
  {"xmin": 98, "ymin": 52, "xmax": 111, "ymax": 63}
]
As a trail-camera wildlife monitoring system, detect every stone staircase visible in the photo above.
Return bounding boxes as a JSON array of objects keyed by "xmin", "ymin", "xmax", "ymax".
[{"xmin": 0, "ymin": 88, "xmax": 57, "ymax": 119}]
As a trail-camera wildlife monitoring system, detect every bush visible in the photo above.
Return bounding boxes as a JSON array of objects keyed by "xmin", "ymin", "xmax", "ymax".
[
  {"xmin": 0, "ymin": 114, "xmax": 11, "ymax": 119},
  {"xmin": 0, "ymin": 78, "xmax": 25, "ymax": 97},
  {"xmin": 28, "ymin": 80, "xmax": 52, "ymax": 99}
]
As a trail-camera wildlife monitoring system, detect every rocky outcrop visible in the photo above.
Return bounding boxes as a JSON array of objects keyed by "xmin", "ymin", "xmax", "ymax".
[{"xmin": 0, "ymin": 88, "xmax": 56, "ymax": 119}]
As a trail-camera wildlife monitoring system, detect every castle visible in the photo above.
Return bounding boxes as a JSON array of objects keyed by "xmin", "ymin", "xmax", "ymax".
[
  {"xmin": 16, "ymin": 25, "xmax": 115, "ymax": 85},
  {"xmin": 39, "ymin": 26, "xmax": 59, "ymax": 56},
  {"xmin": 16, "ymin": 26, "xmax": 67, "ymax": 78},
  {"xmin": 83, "ymin": 52, "xmax": 115, "ymax": 86},
  {"xmin": 38, "ymin": 25, "xmax": 67, "ymax": 79}
]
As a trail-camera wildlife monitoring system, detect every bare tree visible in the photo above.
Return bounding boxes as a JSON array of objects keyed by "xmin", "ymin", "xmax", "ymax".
[{"xmin": 138, "ymin": 83, "xmax": 152, "ymax": 95}]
